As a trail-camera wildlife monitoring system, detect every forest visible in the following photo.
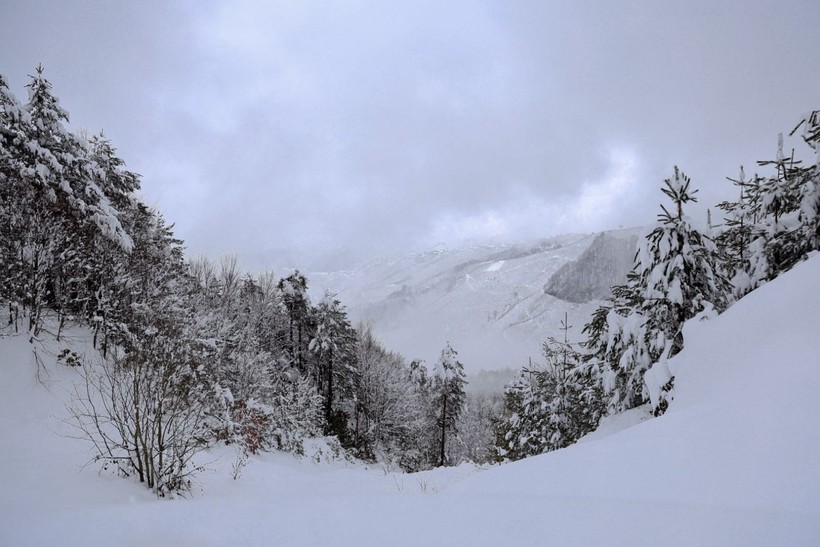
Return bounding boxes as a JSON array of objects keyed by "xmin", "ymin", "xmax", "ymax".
[{"xmin": 2, "ymin": 67, "xmax": 818, "ymax": 496}]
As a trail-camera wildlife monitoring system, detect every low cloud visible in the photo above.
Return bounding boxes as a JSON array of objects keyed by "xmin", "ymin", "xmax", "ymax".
[{"xmin": 2, "ymin": 1, "xmax": 818, "ymax": 271}]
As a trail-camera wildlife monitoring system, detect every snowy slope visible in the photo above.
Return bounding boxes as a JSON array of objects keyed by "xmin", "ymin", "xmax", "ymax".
[
  {"xmin": 2, "ymin": 255, "xmax": 820, "ymax": 546},
  {"xmin": 310, "ymin": 233, "xmax": 626, "ymax": 371}
]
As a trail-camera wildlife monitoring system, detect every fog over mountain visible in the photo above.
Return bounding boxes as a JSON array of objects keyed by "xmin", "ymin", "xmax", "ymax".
[{"xmin": 311, "ymin": 230, "xmax": 637, "ymax": 372}]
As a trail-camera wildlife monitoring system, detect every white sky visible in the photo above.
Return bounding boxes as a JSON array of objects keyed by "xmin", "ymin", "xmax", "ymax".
[{"xmin": 2, "ymin": 0, "xmax": 818, "ymax": 270}]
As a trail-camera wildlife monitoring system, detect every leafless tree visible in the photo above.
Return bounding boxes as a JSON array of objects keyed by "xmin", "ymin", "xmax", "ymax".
[{"xmin": 66, "ymin": 338, "xmax": 210, "ymax": 496}]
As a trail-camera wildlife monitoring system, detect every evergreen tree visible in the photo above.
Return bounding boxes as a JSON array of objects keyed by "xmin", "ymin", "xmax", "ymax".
[
  {"xmin": 277, "ymin": 271, "xmax": 312, "ymax": 371},
  {"xmin": 0, "ymin": 70, "xmax": 64, "ymax": 333},
  {"xmin": 24, "ymin": 66, "xmax": 130, "ymax": 249},
  {"xmin": 431, "ymin": 342, "xmax": 467, "ymax": 466},
  {"xmin": 636, "ymin": 167, "xmax": 730, "ymax": 349},
  {"xmin": 586, "ymin": 168, "xmax": 730, "ymax": 414},
  {"xmin": 582, "ymin": 277, "xmax": 650, "ymax": 413},
  {"xmin": 309, "ymin": 290, "xmax": 357, "ymax": 440},
  {"xmin": 715, "ymin": 166, "xmax": 758, "ymax": 298},
  {"xmin": 500, "ymin": 316, "xmax": 602, "ymax": 460},
  {"xmin": 717, "ymin": 115, "xmax": 820, "ymax": 293},
  {"xmin": 793, "ymin": 110, "xmax": 820, "ymax": 252}
]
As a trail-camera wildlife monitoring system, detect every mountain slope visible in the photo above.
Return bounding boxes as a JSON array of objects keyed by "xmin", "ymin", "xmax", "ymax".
[
  {"xmin": 2, "ymin": 256, "xmax": 819, "ymax": 545},
  {"xmin": 311, "ymin": 233, "xmax": 635, "ymax": 371},
  {"xmin": 452, "ymin": 251, "xmax": 820, "ymax": 518},
  {"xmin": 544, "ymin": 228, "xmax": 639, "ymax": 302}
]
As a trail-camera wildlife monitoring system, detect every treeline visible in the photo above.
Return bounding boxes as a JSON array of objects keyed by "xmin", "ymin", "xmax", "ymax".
[
  {"xmin": 497, "ymin": 110, "xmax": 820, "ymax": 460},
  {"xmin": 0, "ymin": 68, "xmax": 493, "ymax": 495}
]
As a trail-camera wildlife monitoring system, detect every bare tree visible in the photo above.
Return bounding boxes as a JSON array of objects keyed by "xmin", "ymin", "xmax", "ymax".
[{"xmin": 67, "ymin": 337, "xmax": 210, "ymax": 496}]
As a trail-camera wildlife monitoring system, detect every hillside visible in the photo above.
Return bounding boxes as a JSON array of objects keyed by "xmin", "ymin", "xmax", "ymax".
[
  {"xmin": 2, "ymin": 255, "xmax": 818, "ymax": 545},
  {"xmin": 310, "ymin": 231, "xmax": 635, "ymax": 371},
  {"xmin": 544, "ymin": 228, "xmax": 640, "ymax": 302}
]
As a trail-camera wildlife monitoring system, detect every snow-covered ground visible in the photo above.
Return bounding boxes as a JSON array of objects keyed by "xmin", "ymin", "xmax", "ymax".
[{"xmin": 2, "ymin": 256, "xmax": 820, "ymax": 546}]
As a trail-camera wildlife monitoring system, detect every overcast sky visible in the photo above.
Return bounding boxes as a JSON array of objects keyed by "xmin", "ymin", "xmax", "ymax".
[{"xmin": 2, "ymin": 1, "xmax": 818, "ymax": 271}]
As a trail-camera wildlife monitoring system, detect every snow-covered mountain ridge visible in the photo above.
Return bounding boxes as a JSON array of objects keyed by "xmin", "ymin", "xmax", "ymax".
[{"xmin": 310, "ymin": 230, "xmax": 638, "ymax": 371}]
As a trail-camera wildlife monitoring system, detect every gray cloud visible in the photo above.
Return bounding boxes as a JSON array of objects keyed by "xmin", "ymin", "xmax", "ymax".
[{"xmin": 2, "ymin": 0, "xmax": 819, "ymax": 271}]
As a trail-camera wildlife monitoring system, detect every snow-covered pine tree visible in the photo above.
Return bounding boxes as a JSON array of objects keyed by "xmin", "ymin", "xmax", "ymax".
[
  {"xmin": 309, "ymin": 290, "xmax": 357, "ymax": 441},
  {"xmin": 581, "ymin": 275, "xmax": 651, "ymax": 413},
  {"xmin": 0, "ymin": 70, "xmax": 69, "ymax": 334},
  {"xmin": 0, "ymin": 73, "xmax": 37, "ymax": 331},
  {"xmin": 639, "ymin": 168, "xmax": 730, "ymax": 345},
  {"xmin": 747, "ymin": 134, "xmax": 805, "ymax": 281},
  {"xmin": 70, "ymin": 132, "xmax": 145, "ymax": 346},
  {"xmin": 84, "ymin": 130, "xmax": 140, "ymax": 211},
  {"xmin": 25, "ymin": 66, "xmax": 131, "ymax": 250},
  {"xmin": 432, "ymin": 342, "xmax": 467, "ymax": 466},
  {"xmin": 278, "ymin": 271, "xmax": 312, "ymax": 371},
  {"xmin": 541, "ymin": 315, "xmax": 603, "ymax": 448},
  {"xmin": 715, "ymin": 111, "xmax": 819, "ymax": 297},
  {"xmin": 500, "ymin": 315, "xmax": 602, "ymax": 460},
  {"xmin": 790, "ymin": 110, "xmax": 820, "ymax": 256},
  {"xmin": 585, "ymin": 168, "xmax": 730, "ymax": 415},
  {"xmin": 498, "ymin": 368, "xmax": 547, "ymax": 461},
  {"xmin": 1, "ymin": 68, "xmax": 136, "ymax": 337},
  {"xmin": 715, "ymin": 166, "xmax": 759, "ymax": 298}
]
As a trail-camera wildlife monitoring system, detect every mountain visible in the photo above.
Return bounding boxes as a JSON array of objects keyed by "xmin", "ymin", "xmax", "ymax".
[
  {"xmin": 544, "ymin": 228, "xmax": 640, "ymax": 302},
  {"xmin": 2, "ymin": 253, "xmax": 818, "ymax": 545},
  {"xmin": 310, "ymin": 231, "xmax": 638, "ymax": 372}
]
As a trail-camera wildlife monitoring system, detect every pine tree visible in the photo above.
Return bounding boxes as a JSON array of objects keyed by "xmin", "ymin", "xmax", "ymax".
[
  {"xmin": 639, "ymin": 169, "xmax": 730, "ymax": 343},
  {"xmin": 309, "ymin": 290, "xmax": 357, "ymax": 440},
  {"xmin": 790, "ymin": 111, "xmax": 820, "ymax": 256},
  {"xmin": 24, "ymin": 66, "xmax": 130, "ymax": 249},
  {"xmin": 582, "ymin": 277, "xmax": 650, "ymax": 413},
  {"xmin": 406, "ymin": 359, "xmax": 441, "ymax": 469},
  {"xmin": 431, "ymin": 342, "xmax": 467, "ymax": 466},
  {"xmin": 500, "ymin": 315, "xmax": 602, "ymax": 460},
  {"xmin": 1, "ymin": 73, "xmax": 35, "ymax": 330},
  {"xmin": 714, "ymin": 111, "xmax": 819, "ymax": 296},
  {"xmin": 278, "ymin": 271, "xmax": 312, "ymax": 371},
  {"xmin": 715, "ymin": 166, "xmax": 758, "ymax": 298},
  {"xmin": 586, "ymin": 168, "xmax": 730, "ymax": 415}
]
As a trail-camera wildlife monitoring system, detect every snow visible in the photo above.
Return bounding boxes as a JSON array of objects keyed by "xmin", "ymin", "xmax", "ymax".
[
  {"xmin": 643, "ymin": 357, "xmax": 674, "ymax": 409},
  {"xmin": 310, "ymin": 234, "xmax": 603, "ymax": 372},
  {"xmin": 3, "ymin": 256, "xmax": 820, "ymax": 545}
]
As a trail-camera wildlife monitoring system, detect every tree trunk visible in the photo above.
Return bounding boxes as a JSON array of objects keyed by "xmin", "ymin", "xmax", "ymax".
[
  {"xmin": 439, "ymin": 391, "xmax": 447, "ymax": 467},
  {"xmin": 325, "ymin": 347, "xmax": 334, "ymax": 428}
]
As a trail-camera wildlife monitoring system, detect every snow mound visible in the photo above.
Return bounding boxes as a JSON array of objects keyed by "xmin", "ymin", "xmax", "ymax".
[{"xmin": 445, "ymin": 254, "xmax": 820, "ymax": 544}]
